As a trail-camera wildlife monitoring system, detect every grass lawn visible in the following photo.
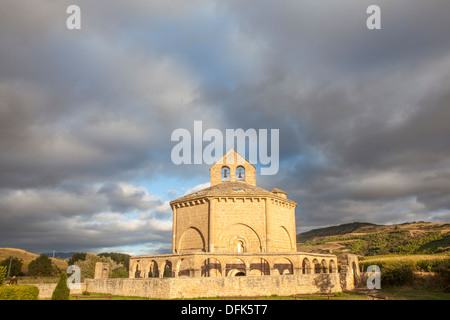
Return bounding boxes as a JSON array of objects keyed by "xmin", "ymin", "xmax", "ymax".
[
  {"xmin": 70, "ymin": 287, "xmax": 449, "ymax": 300},
  {"xmin": 377, "ymin": 286, "xmax": 450, "ymax": 300}
]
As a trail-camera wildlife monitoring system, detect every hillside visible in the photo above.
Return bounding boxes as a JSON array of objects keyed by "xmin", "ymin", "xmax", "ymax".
[
  {"xmin": 0, "ymin": 247, "xmax": 68, "ymax": 274},
  {"xmin": 296, "ymin": 221, "xmax": 450, "ymax": 256}
]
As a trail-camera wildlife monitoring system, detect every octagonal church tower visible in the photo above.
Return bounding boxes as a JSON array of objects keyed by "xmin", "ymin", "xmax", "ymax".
[{"xmin": 170, "ymin": 149, "xmax": 298, "ymax": 254}]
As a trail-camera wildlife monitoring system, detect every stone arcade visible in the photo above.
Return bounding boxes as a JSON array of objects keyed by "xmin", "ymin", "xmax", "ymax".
[{"xmin": 84, "ymin": 149, "xmax": 360, "ymax": 299}]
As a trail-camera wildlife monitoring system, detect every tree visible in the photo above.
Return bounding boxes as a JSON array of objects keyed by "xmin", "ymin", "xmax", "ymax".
[
  {"xmin": 51, "ymin": 272, "xmax": 70, "ymax": 300},
  {"xmin": 98, "ymin": 252, "xmax": 130, "ymax": 270},
  {"xmin": 0, "ymin": 266, "xmax": 7, "ymax": 285},
  {"xmin": 28, "ymin": 255, "xmax": 56, "ymax": 276},
  {"xmin": 0, "ymin": 256, "xmax": 24, "ymax": 277},
  {"xmin": 75, "ymin": 253, "xmax": 123, "ymax": 281}
]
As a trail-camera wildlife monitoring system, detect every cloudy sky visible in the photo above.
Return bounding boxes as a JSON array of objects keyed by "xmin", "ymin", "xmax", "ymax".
[{"xmin": 1, "ymin": 0, "xmax": 449, "ymax": 255}]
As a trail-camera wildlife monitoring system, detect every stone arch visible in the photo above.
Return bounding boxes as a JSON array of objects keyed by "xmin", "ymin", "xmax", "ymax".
[
  {"xmin": 201, "ymin": 257, "xmax": 223, "ymax": 277},
  {"xmin": 130, "ymin": 260, "xmax": 142, "ymax": 278},
  {"xmin": 272, "ymin": 257, "xmax": 293, "ymax": 275},
  {"xmin": 220, "ymin": 223, "xmax": 262, "ymax": 253},
  {"xmin": 321, "ymin": 259, "xmax": 328, "ymax": 273},
  {"xmin": 313, "ymin": 259, "xmax": 321, "ymax": 274},
  {"xmin": 226, "ymin": 258, "xmax": 246, "ymax": 277},
  {"xmin": 277, "ymin": 226, "xmax": 293, "ymax": 251},
  {"xmin": 178, "ymin": 226, "xmax": 206, "ymax": 253},
  {"xmin": 248, "ymin": 257, "xmax": 270, "ymax": 276},
  {"xmin": 228, "ymin": 235, "xmax": 250, "ymax": 253},
  {"xmin": 302, "ymin": 258, "xmax": 311, "ymax": 274},
  {"xmin": 147, "ymin": 260, "xmax": 159, "ymax": 278},
  {"xmin": 176, "ymin": 258, "xmax": 192, "ymax": 277},
  {"xmin": 329, "ymin": 260, "xmax": 337, "ymax": 273},
  {"xmin": 163, "ymin": 260, "xmax": 173, "ymax": 277}
]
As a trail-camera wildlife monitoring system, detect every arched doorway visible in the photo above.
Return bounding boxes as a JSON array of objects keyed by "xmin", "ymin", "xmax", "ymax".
[
  {"xmin": 226, "ymin": 258, "xmax": 246, "ymax": 277},
  {"xmin": 163, "ymin": 261, "xmax": 172, "ymax": 277},
  {"xmin": 249, "ymin": 258, "xmax": 270, "ymax": 276},
  {"xmin": 329, "ymin": 260, "xmax": 337, "ymax": 273},
  {"xmin": 302, "ymin": 258, "xmax": 311, "ymax": 274},
  {"xmin": 321, "ymin": 260, "xmax": 328, "ymax": 273},
  {"xmin": 273, "ymin": 257, "xmax": 293, "ymax": 275},
  {"xmin": 148, "ymin": 260, "xmax": 158, "ymax": 278},
  {"xmin": 313, "ymin": 259, "xmax": 321, "ymax": 274}
]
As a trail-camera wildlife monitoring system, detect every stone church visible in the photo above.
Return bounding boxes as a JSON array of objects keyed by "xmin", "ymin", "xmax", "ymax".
[{"xmin": 129, "ymin": 150, "xmax": 344, "ymax": 279}]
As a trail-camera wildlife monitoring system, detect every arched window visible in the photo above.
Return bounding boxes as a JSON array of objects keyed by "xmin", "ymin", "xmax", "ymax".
[
  {"xmin": 236, "ymin": 166, "xmax": 245, "ymax": 181},
  {"xmin": 221, "ymin": 166, "xmax": 230, "ymax": 181},
  {"xmin": 235, "ymin": 240, "xmax": 245, "ymax": 253}
]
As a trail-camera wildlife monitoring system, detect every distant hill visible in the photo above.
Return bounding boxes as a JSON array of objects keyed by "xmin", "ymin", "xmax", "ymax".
[
  {"xmin": 296, "ymin": 222, "xmax": 377, "ymax": 242},
  {"xmin": 0, "ymin": 247, "xmax": 68, "ymax": 273},
  {"xmin": 296, "ymin": 221, "xmax": 450, "ymax": 256},
  {"xmin": 39, "ymin": 252, "xmax": 76, "ymax": 260}
]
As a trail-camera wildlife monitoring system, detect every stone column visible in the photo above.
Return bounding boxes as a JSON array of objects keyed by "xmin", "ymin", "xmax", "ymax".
[
  {"xmin": 265, "ymin": 198, "xmax": 272, "ymax": 252},
  {"xmin": 209, "ymin": 198, "xmax": 215, "ymax": 252},
  {"xmin": 172, "ymin": 205, "xmax": 177, "ymax": 253}
]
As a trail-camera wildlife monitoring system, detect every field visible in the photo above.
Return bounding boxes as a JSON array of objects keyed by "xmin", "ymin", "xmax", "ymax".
[
  {"xmin": 2, "ymin": 221, "xmax": 450, "ymax": 300},
  {"xmin": 0, "ymin": 247, "xmax": 68, "ymax": 274},
  {"xmin": 296, "ymin": 221, "xmax": 450, "ymax": 256},
  {"xmin": 60, "ymin": 287, "xmax": 450, "ymax": 300}
]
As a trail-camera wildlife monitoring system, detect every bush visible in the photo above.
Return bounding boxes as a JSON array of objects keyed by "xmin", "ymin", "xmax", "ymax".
[
  {"xmin": 416, "ymin": 257, "xmax": 450, "ymax": 272},
  {"xmin": 0, "ymin": 285, "xmax": 39, "ymax": 300},
  {"xmin": 435, "ymin": 259, "xmax": 450, "ymax": 292},
  {"xmin": 51, "ymin": 272, "xmax": 70, "ymax": 300},
  {"xmin": 28, "ymin": 255, "xmax": 57, "ymax": 276},
  {"xmin": 381, "ymin": 260, "xmax": 416, "ymax": 287},
  {"xmin": 68, "ymin": 252, "xmax": 87, "ymax": 266},
  {"xmin": 111, "ymin": 266, "xmax": 129, "ymax": 278},
  {"xmin": 0, "ymin": 257, "xmax": 24, "ymax": 277},
  {"xmin": 0, "ymin": 266, "xmax": 7, "ymax": 285}
]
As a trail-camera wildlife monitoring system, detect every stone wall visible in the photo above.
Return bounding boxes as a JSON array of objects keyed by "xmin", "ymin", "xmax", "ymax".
[
  {"xmin": 85, "ymin": 273, "xmax": 342, "ymax": 299},
  {"xmin": 32, "ymin": 283, "xmax": 86, "ymax": 300}
]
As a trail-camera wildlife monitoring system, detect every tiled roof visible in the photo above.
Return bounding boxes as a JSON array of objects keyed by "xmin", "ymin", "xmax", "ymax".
[{"xmin": 170, "ymin": 181, "xmax": 284, "ymax": 204}]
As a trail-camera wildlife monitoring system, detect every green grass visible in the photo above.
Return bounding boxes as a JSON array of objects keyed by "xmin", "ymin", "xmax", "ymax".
[
  {"xmin": 68, "ymin": 292, "xmax": 148, "ymax": 300},
  {"xmin": 58, "ymin": 286, "xmax": 450, "ymax": 300},
  {"xmin": 186, "ymin": 288, "xmax": 449, "ymax": 300}
]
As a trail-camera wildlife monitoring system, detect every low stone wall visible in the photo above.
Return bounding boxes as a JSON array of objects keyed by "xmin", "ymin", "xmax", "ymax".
[
  {"xmin": 32, "ymin": 283, "xmax": 86, "ymax": 299},
  {"xmin": 85, "ymin": 273, "xmax": 342, "ymax": 299}
]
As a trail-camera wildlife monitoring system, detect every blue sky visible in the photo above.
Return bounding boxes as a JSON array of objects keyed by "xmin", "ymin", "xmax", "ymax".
[{"xmin": 1, "ymin": 0, "xmax": 450, "ymax": 256}]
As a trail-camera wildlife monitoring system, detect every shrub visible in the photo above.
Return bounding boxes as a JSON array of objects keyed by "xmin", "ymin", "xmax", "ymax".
[
  {"xmin": 75, "ymin": 253, "xmax": 123, "ymax": 281},
  {"xmin": 68, "ymin": 252, "xmax": 87, "ymax": 266},
  {"xmin": 0, "ymin": 266, "xmax": 7, "ymax": 285},
  {"xmin": 0, "ymin": 285, "xmax": 39, "ymax": 300},
  {"xmin": 381, "ymin": 260, "xmax": 416, "ymax": 287},
  {"xmin": 0, "ymin": 257, "xmax": 24, "ymax": 277},
  {"xmin": 111, "ymin": 266, "xmax": 129, "ymax": 278},
  {"xmin": 51, "ymin": 272, "xmax": 70, "ymax": 300},
  {"xmin": 416, "ymin": 257, "xmax": 450, "ymax": 272},
  {"xmin": 435, "ymin": 259, "xmax": 450, "ymax": 292},
  {"xmin": 28, "ymin": 255, "xmax": 57, "ymax": 276}
]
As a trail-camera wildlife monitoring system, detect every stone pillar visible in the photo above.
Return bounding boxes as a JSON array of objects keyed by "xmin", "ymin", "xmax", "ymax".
[
  {"xmin": 293, "ymin": 267, "xmax": 302, "ymax": 275},
  {"xmin": 94, "ymin": 262, "xmax": 110, "ymax": 279},
  {"xmin": 172, "ymin": 205, "xmax": 177, "ymax": 253},
  {"xmin": 265, "ymin": 198, "xmax": 272, "ymax": 252},
  {"xmin": 209, "ymin": 198, "xmax": 215, "ymax": 252}
]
